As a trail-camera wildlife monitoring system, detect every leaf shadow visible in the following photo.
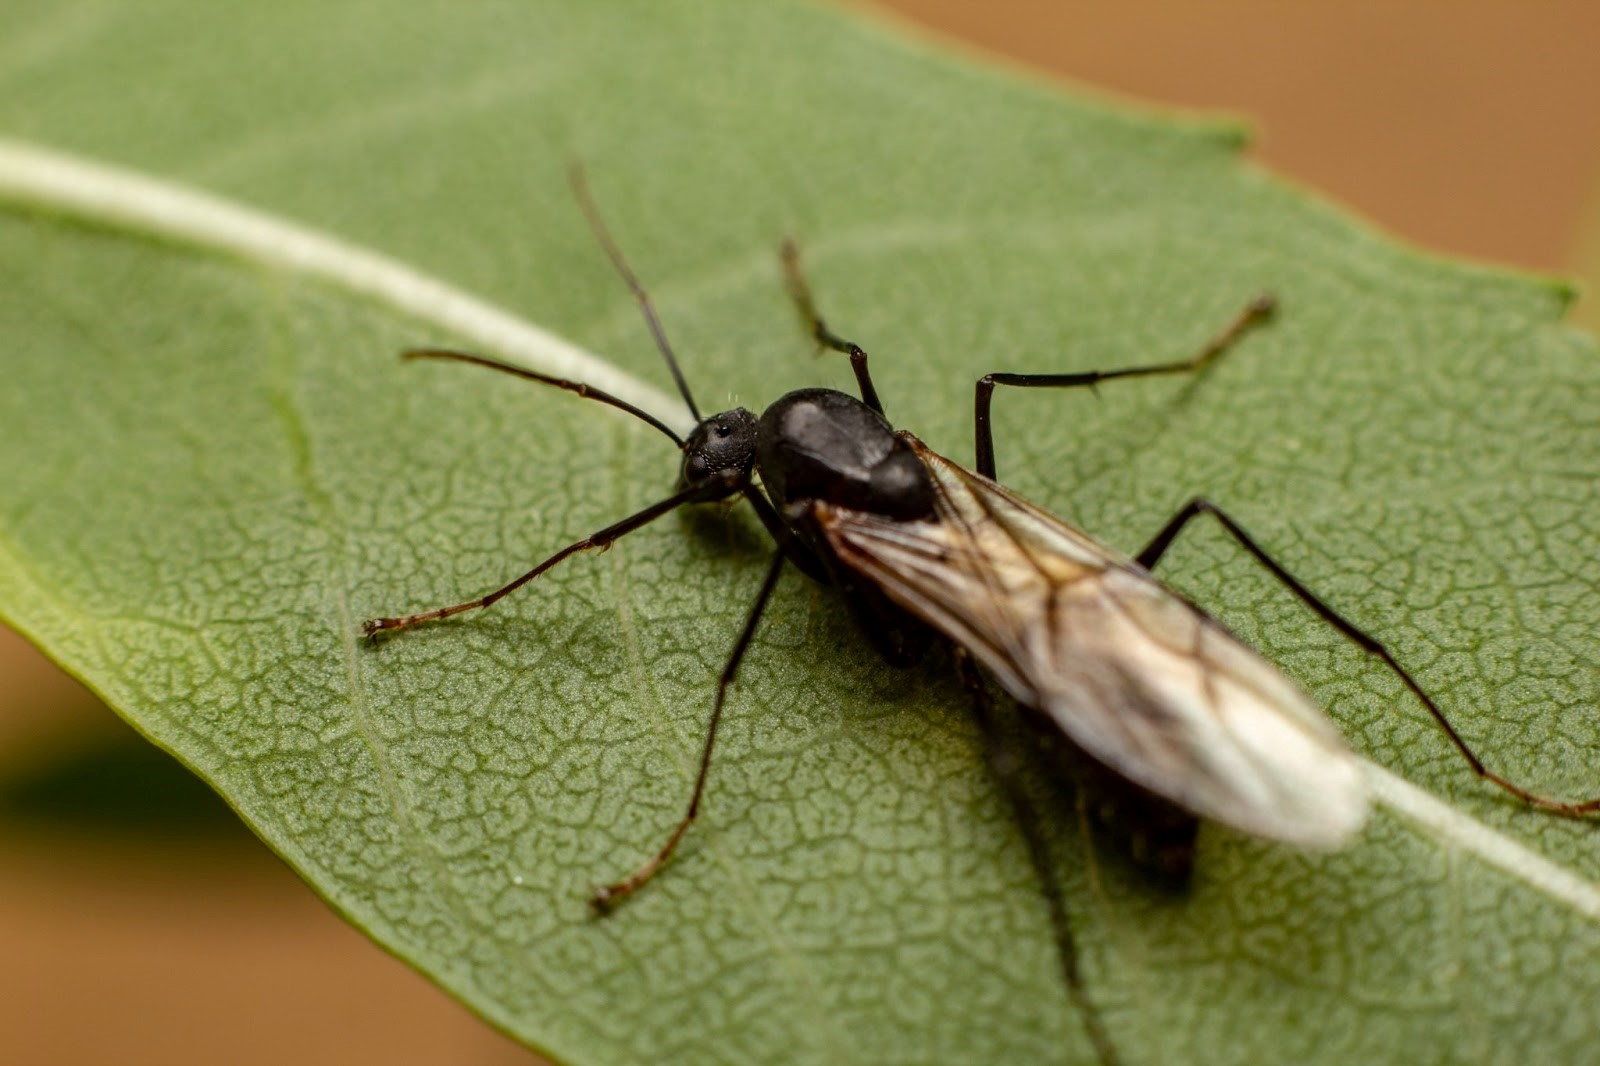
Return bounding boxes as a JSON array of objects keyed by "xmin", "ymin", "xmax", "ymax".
[{"xmin": 0, "ymin": 724, "xmax": 251, "ymax": 841}]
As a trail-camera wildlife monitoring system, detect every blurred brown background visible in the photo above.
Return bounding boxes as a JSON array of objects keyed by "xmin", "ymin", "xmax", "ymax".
[{"xmin": 3, "ymin": 2, "xmax": 1597, "ymax": 1063}]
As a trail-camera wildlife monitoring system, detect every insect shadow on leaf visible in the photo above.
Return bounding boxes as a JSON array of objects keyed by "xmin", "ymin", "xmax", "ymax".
[{"xmin": 364, "ymin": 165, "xmax": 1600, "ymax": 1066}]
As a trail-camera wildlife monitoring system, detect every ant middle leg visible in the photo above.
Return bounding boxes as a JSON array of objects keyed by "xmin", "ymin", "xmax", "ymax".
[
  {"xmin": 590, "ymin": 548, "xmax": 788, "ymax": 913},
  {"xmin": 972, "ymin": 295, "xmax": 1276, "ymax": 480}
]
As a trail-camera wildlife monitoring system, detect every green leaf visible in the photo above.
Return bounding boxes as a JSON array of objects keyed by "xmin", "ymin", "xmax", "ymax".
[{"xmin": 3, "ymin": 3, "xmax": 1598, "ymax": 1063}]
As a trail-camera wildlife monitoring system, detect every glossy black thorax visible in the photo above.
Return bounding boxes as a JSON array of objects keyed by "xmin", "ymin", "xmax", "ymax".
[
  {"xmin": 675, "ymin": 387, "xmax": 939, "ymax": 665},
  {"xmin": 757, "ymin": 388, "xmax": 938, "ymax": 666},
  {"xmin": 754, "ymin": 388, "xmax": 935, "ymax": 523}
]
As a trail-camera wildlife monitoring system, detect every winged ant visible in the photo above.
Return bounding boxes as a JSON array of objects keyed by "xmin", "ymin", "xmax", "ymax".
[{"xmin": 365, "ymin": 167, "xmax": 1600, "ymax": 1064}]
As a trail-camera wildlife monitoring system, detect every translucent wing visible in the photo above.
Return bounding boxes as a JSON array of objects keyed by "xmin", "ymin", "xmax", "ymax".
[{"xmin": 813, "ymin": 433, "xmax": 1368, "ymax": 847}]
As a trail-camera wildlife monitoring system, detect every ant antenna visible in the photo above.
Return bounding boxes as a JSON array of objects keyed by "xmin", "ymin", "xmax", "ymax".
[
  {"xmin": 569, "ymin": 161, "xmax": 704, "ymax": 424},
  {"xmin": 400, "ymin": 348, "xmax": 686, "ymax": 447}
]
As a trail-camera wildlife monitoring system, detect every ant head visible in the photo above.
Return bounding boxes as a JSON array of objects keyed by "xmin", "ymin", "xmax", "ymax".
[{"xmin": 679, "ymin": 408, "xmax": 758, "ymax": 496}]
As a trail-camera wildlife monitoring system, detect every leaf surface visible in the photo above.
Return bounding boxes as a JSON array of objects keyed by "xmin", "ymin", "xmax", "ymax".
[{"xmin": 2, "ymin": 3, "xmax": 1599, "ymax": 1063}]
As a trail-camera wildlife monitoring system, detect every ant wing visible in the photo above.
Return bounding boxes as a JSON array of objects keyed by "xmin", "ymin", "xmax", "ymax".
[{"xmin": 814, "ymin": 433, "xmax": 1368, "ymax": 848}]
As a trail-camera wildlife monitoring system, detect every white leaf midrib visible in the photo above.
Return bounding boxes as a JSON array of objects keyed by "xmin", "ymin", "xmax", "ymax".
[
  {"xmin": 1366, "ymin": 764, "xmax": 1600, "ymax": 920},
  {"xmin": 0, "ymin": 137, "xmax": 689, "ymax": 434},
  {"xmin": 3, "ymin": 136, "xmax": 1595, "ymax": 924}
]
